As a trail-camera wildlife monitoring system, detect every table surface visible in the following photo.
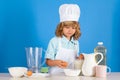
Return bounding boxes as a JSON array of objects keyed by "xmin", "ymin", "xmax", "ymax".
[{"xmin": 0, "ymin": 72, "xmax": 120, "ymax": 80}]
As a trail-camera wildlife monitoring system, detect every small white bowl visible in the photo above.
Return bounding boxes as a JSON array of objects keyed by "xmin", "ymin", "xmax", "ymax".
[
  {"xmin": 8, "ymin": 67, "xmax": 28, "ymax": 78},
  {"xmin": 64, "ymin": 69, "xmax": 81, "ymax": 76}
]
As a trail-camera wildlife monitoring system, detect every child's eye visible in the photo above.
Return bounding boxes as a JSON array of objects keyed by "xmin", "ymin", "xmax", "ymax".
[{"xmin": 72, "ymin": 27, "xmax": 75, "ymax": 29}]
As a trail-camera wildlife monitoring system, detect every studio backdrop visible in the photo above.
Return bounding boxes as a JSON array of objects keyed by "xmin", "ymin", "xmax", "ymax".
[{"xmin": 0, "ymin": 0, "xmax": 120, "ymax": 72}]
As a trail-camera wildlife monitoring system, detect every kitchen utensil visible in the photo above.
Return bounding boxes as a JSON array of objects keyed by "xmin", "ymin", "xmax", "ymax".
[
  {"xmin": 64, "ymin": 69, "xmax": 81, "ymax": 76},
  {"xmin": 95, "ymin": 65, "xmax": 111, "ymax": 77},
  {"xmin": 82, "ymin": 53, "xmax": 103, "ymax": 77},
  {"xmin": 74, "ymin": 59, "xmax": 83, "ymax": 69},
  {"xmin": 25, "ymin": 47, "xmax": 46, "ymax": 73},
  {"xmin": 8, "ymin": 67, "xmax": 28, "ymax": 78}
]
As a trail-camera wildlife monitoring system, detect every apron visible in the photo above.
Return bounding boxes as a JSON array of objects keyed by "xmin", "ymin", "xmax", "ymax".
[{"xmin": 49, "ymin": 38, "xmax": 77, "ymax": 74}]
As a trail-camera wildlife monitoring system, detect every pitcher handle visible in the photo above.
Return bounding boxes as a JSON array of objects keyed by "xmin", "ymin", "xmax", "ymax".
[{"xmin": 95, "ymin": 53, "xmax": 103, "ymax": 65}]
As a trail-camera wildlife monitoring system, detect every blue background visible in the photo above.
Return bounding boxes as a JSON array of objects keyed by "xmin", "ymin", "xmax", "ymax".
[{"xmin": 0, "ymin": 0, "xmax": 120, "ymax": 72}]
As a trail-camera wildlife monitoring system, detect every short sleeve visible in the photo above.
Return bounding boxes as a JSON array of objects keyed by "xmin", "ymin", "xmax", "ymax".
[{"xmin": 45, "ymin": 37, "xmax": 58, "ymax": 60}]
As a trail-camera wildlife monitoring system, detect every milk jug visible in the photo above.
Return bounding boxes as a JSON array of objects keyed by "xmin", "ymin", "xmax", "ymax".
[{"xmin": 82, "ymin": 53, "xmax": 103, "ymax": 77}]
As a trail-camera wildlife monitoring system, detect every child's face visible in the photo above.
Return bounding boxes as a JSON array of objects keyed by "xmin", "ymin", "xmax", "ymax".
[{"xmin": 63, "ymin": 25, "xmax": 76, "ymax": 40}]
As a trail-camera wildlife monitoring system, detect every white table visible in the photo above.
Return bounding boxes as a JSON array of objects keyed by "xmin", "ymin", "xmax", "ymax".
[{"xmin": 0, "ymin": 72, "xmax": 119, "ymax": 80}]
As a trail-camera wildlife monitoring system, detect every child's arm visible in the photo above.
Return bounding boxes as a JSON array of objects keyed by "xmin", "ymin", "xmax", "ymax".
[{"xmin": 46, "ymin": 59, "xmax": 68, "ymax": 68}]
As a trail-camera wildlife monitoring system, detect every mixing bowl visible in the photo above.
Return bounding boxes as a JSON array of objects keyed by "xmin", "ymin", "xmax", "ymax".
[
  {"xmin": 64, "ymin": 69, "xmax": 81, "ymax": 76},
  {"xmin": 8, "ymin": 67, "xmax": 28, "ymax": 78}
]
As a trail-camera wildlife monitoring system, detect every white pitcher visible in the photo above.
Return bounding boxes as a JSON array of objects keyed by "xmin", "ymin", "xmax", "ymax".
[{"xmin": 82, "ymin": 53, "xmax": 103, "ymax": 77}]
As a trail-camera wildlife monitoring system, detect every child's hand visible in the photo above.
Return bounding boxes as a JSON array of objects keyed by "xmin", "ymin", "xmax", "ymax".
[
  {"xmin": 61, "ymin": 61, "xmax": 68, "ymax": 68},
  {"xmin": 55, "ymin": 60, "xmax": 68, "ymax": 68},
  {"xmin": 77, "ymin": 54, "xmax": 84, "ymax": 60}
]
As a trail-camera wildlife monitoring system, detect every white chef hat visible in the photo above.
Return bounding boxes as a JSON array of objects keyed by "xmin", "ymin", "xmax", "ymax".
[{"xmin": 59, "ymin": 4, "xmax": 80, "ymax": 22}]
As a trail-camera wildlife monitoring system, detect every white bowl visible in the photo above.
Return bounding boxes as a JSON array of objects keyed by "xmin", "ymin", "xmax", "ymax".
[
  {"xmin": 8, "ymin": 67, "xmax": 28, "ymax": 78},
  {"xmin": 64, "ymin": 69, "xmax": 81, "ymax": 76}
]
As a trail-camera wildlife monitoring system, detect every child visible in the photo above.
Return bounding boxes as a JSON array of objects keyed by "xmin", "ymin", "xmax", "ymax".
[{"xmin": 45, "ymin": 4, "xmax": 81, "ymax": 74}]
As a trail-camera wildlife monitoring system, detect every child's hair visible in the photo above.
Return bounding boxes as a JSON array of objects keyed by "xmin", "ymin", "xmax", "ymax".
[{"xmin": 55, "ymin": 21, "xmax": 81, "ymax": 40}]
